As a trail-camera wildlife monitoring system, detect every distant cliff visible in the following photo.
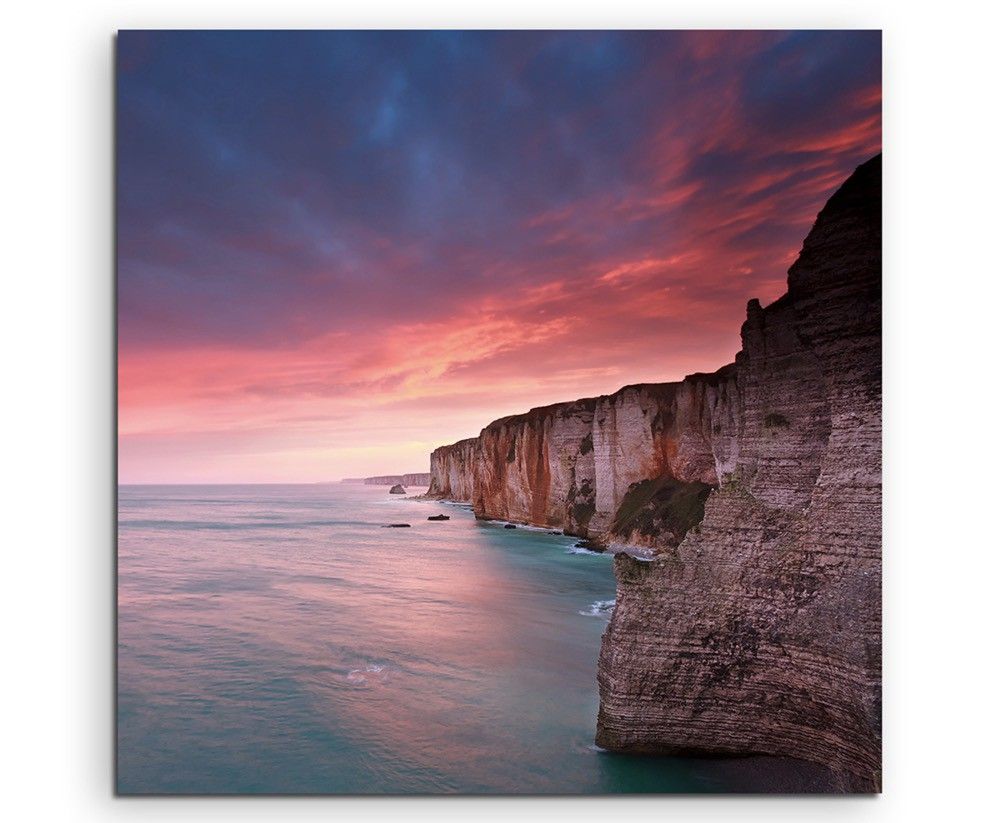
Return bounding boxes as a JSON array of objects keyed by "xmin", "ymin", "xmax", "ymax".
[
  {"xmin": 357, "ymin": 473, "xmax": 431, "ymax": 486},
  {"xmin": 426, "ymin": 155, "xmax": 881, "ymax": 789}
]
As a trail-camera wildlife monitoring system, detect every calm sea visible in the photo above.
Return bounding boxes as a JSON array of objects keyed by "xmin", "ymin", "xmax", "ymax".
[{"xmin": 117, "ymin": 483, "xmax": 720, "ymax": 794}]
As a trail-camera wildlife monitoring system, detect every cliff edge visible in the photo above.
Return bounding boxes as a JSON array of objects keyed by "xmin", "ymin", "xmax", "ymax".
[{"xmin": 596, "ymin": 155, "xmax": 881, "ymax": 789}]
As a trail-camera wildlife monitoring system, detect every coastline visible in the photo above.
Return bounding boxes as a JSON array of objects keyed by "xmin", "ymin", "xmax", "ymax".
[{"xmin": 422, "ymin": 155, "xmax": 882, "ymax": 789}]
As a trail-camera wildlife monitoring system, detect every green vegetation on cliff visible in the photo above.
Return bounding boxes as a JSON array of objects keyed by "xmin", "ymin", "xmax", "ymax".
[{"xmin": 611, "ymin": 474, "xmax": 713, "ymax": 545}]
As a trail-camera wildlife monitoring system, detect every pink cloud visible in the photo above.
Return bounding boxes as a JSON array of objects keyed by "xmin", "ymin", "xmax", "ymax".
[{"xmin": 118, "ymin": 32, "xmax": 881, "ymax": 483}]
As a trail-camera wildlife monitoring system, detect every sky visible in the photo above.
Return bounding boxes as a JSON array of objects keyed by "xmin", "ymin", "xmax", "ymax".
[{"xmin": 117, "ymin": 30, "xmax": 881, "ymax": 484}]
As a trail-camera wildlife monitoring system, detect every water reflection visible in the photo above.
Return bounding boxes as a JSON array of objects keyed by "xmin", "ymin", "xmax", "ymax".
[{"xmin": 118, "ymin": 484, "xmax": 716, "ymax": 793}]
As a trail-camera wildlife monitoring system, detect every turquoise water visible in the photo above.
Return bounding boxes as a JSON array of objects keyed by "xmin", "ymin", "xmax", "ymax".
[{"xmin": 117, "ymin": 483, "xmax": 717, "ymax": 794}]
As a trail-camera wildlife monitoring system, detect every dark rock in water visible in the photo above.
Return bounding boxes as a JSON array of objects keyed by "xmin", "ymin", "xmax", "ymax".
[
  {"xmin": 503, "ymin": 523, "xmax": 516, "ymax": 529},
  {"xmin": 427, "ymin": 514, "xmax": 450, "ymax": 521},
  {"xmin": 388, "ymin": 484, "xmax": 406, "ymax": 494},
  {"xmin": 382, "ymin": 523, "xmax": 411, "ymax": 528},
  {"xmin": 574, "ymin": 539, "xmax": 606, "ymax": 553},
  {"xmin": 548, "ymin": 531, "xmax": 562, "ymax": 535}
]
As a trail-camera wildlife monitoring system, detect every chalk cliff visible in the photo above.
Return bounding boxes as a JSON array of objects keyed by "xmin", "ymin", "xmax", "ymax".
[
  {"xmin": 596, "ymin": 155, "xmax": 881, "ymax": 789},
  {"xmin": 427, "ymin": 155, "xmax": 881, "ymax": 788},
  {"xmin": 363, "ymin": 473, "xmax": 431, "ymax": 487},
  {"xmin": 428, "ymin": 373, "xmax": 740, "ymax": 548},
  {"xmin": 426, "ymin": 438, "xmax": 479, "ymax": 502}
]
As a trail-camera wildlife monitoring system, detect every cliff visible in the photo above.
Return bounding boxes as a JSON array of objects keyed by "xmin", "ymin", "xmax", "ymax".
[
  {"xmin": 428, "ymin": 373, "xmax": 740, "ymax": 547},
  {"xmin": 426, "ymin": 438, "xmax": 479, "ymax": 501},
  {"xmin": 596, "ymin": 155, "xmax": 881, "ymax": 789},
  {"xmin": 426, "ymin": 154, "xmax": 881, "ymax": 788},
  {"xmin": 363, "ymin": 473, "xmax": 431, "ymax": 487}
]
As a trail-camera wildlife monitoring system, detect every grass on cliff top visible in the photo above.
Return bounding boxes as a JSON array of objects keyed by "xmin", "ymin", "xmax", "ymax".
[{"xmin": 611, "ymin": 474, "xmax": 713, "ymax": 545}]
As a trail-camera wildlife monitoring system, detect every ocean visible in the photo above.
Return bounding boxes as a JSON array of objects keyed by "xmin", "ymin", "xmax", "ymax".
[{"xmin": 117, "ymin": 483, "xmax": 720, "ymax": 794}]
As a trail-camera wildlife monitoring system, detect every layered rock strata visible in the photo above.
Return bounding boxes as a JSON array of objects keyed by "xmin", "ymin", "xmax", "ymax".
[
  {"xmin": 596, "ymin": 155, "xmax": 881, "ymax": 789},
  {"xmin": 426, "ymin": 155, "xmax": 881, "ymax": 789},
  {"xmin": 427, "ymin": 373, "xmax": 740, "ymax": 548}
]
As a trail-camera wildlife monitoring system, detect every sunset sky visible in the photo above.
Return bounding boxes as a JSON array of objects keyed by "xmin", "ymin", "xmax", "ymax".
[{"xmin": 117, "ymin": 30, "xmax": 881, "ymax": 484}]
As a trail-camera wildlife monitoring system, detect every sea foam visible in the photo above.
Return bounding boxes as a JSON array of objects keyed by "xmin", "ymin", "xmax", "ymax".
[
  {"xmin": 579, "ymin": 599, "xmax": 616, "ymax": 618},
  {"xmin": 346, "ymin": 663, "xmax": 388, "ymax": 685}
]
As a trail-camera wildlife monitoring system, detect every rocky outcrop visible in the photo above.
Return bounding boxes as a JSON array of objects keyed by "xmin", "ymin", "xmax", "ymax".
[
  {"xmin": 597, "ymin": 155, "xmax": 881, "ymax": 789},
  {"xmin": 388, "ymin": 484, "xmax": 406, "ymax": 494},
  {"xmin": 426, "ymin": 155, "xmax": 881, "ymax": 789}
]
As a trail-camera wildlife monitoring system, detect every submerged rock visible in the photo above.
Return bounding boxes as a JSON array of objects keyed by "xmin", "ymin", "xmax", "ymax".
[
  {"xmin": 382, "ymin": 523, "xmax": 411, "ymax": 528},
  {"xmin": 427, "ymin": 514, "xmax": 450, "ymax": 521},
  {"xmin": 503, "ymin": 523, "xmax": 516, "ymax": 529},
  {"xmin": 573, "ymin": 539, "xmax": 605, "ymax": 553},
  {"xmin": 388, "ymin": 484, "xmax": 406, "ymax": 494}
]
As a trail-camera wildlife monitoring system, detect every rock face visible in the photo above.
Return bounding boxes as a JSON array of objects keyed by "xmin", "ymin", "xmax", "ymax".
[
  {"xmin": 427, "ymin": 374, "xmax": 739, "ymax": 547},
  {"xmin": 425, "ymin": 155, "xmax": 881, "ymax": 789},
  {"xmin": 597, "ymin": 155, "xmax": 881, "ymax": 789},
  {"xmin": 388, "ymin": 484, "xmax": 406, "ymax": 494},
  {"xmin": 426, "ymin": 438, "xmax": 479, "ymax": 502}
]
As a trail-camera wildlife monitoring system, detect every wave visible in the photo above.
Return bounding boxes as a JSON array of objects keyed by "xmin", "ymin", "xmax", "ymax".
[
  {"xmin": 511, "ymin": 522, "xmax": 562, "ymax": 534},
  {"xmin": 579, "ymin": 599, "xmax": 616, "ymax": 618},
  {"xmin": 484, "ymin": 520, "xmax": 573, "ymax": 537},
  {"xmin": 564, "ymin": 546, "xmax": 609, "ymax": 556},
  {"xmin": 346, "ymin": 663, "xmax": 388, "ymax": 686}
]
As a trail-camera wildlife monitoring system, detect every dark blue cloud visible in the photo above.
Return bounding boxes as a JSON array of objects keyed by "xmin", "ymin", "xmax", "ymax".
[{"xmin": 117, "ymin": 30, "xmax": 881, "ymax": 349}]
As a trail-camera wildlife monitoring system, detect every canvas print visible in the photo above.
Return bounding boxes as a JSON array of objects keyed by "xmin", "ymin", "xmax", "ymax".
[{"xmin": 117, "ymin": 30, "xmax": 882, "ymax": 794}]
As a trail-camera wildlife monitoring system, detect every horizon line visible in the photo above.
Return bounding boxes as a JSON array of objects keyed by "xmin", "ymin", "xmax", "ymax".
[{"xmin": 117, "ymin": 480, "xmax": 433, "ymax": 486}]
